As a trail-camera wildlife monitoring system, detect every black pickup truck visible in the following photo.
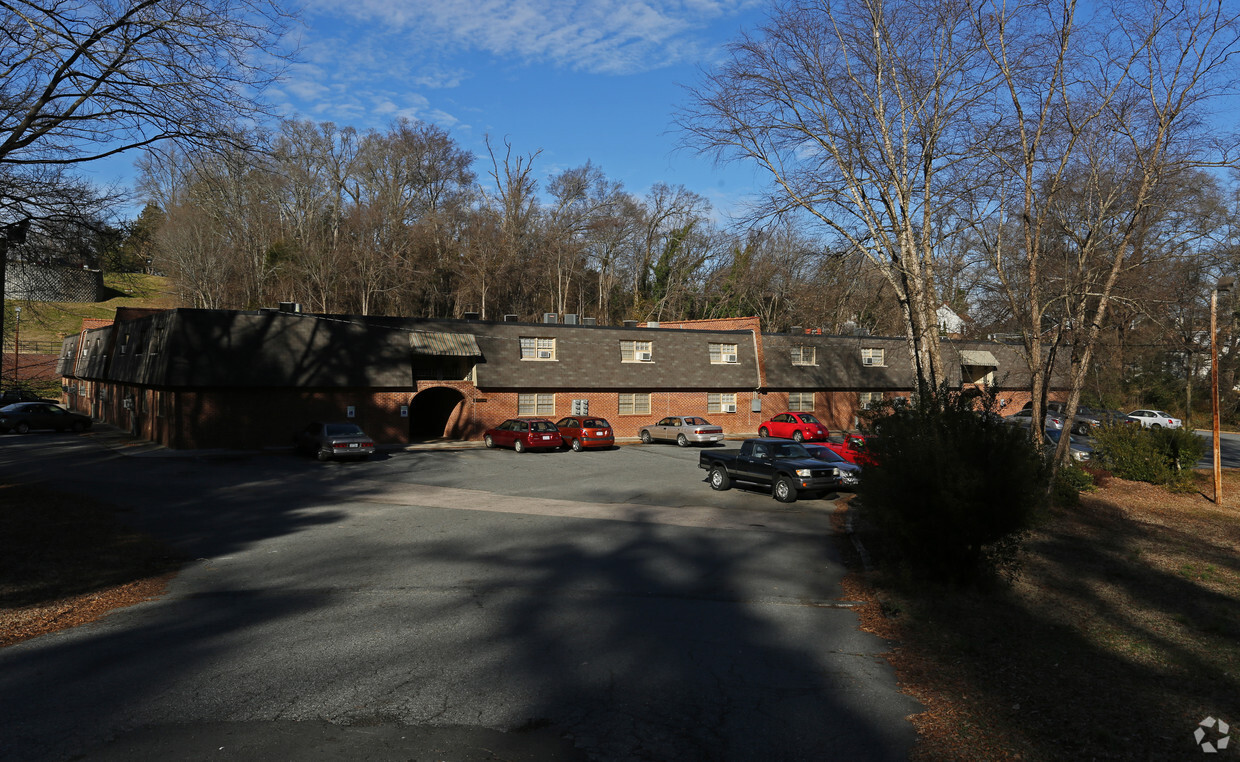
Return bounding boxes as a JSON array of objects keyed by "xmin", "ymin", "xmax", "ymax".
[{"xmin": 698, "ymin": 438, "xmax": 843, "ymax": 503}]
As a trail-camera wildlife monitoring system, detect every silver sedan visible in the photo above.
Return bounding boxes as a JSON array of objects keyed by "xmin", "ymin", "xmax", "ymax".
[{"xmin": 639, "ymin": 416, "xmax": 725, "ymax": 447}]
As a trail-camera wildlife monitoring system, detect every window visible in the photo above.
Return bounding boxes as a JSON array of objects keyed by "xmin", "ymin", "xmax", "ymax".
[
  {"xmin": 119, "ymin": 333, "xmax": 130, "ymax": 355},
  {"xmin": 859, "ymin": 392, "xmax": 884, "ymax": 409},
  {"xmin": 788, "ymin": 392, "xmax": 815, "ymax": 412},
  {"xmin": 520, "ymin": 336, "xmax": 557, "ymax": 360},
  {"xmin": 709, "ymin": 343, "xmax": 739, "ymax": 364},
  {"xmin": 621, "ymin": 340, "xmax": 653, "ymax": 362},
  {"xmin": 791, "ymin": 346, "xmax": 816, "ymax": 365},
  {"xmin": 708, "ymin": 392, "xmax": 738, "ymax": 413},
  {"xmin": 861, "ymin": 348, "xmax": 885, "ymax": 366},
  {"xmin": 517, "ymin": 393, "xmax": 555, "ymax": 416},
  {"xmin": 618, "ymin": 392, "xmax": 651, "ymax": 415}
]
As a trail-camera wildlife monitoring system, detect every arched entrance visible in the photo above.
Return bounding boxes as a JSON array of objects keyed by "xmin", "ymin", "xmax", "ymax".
[{"xmin": 409, "ymin": 387, "xmax": 467, "ymax": 440}]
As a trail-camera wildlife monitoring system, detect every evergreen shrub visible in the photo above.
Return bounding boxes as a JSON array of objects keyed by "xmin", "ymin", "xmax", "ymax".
[
  {"xmin": 1093, "ymin": 424, "xmax": 1205, "ymax": 491},
  {"xmin": 855, "ymin": 390, "xmax": 1048, "ymax": 584}
]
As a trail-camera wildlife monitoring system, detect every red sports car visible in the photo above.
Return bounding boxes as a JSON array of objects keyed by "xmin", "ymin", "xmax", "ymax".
[
  {"xmin": 554, "ymin": 416, "xmax": 615, "ymax": 451},
  {"xmin": 757, "ymin": 412, "xmax": 830, "ymax": 442},
  {"xmin": 483, "ymin": 417, "xmax": 564, "ymax": 452}
]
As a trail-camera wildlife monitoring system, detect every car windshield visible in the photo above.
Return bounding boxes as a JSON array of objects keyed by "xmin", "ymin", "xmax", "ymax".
[
  {"xmin": 684, "ymin": 417, "xmax": 710, "ymax": 426},
  {"xmin": 531, "ymin": 421, "xmax": 558, "ymax": 432},
  {"xmin": 324, "ymin": 424, "xmax": 364, "ymax": 436},
  {"xmin": 773, "ymin": 443, "xmax": 811, "ymax": 459}
]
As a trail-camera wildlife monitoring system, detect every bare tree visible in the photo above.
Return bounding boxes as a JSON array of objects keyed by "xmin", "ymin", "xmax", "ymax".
[{"xmin": 680, "ymin": 0, "xmax": 998, "ymax": 396}]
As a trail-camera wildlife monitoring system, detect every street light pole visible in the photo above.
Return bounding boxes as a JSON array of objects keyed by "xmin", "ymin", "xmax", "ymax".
[
  {"xmin": 11, "ymin": 305, "xmax": 19, "ymax": 385},
  {"xmin": 1212, "ymin": 276, "xmax": 1234, "ymax": 506}
]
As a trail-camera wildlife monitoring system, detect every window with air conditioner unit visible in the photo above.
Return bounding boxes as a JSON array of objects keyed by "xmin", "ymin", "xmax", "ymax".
[
  {"xmin": 638, "ymin": 351, "xmax": 652, "ymax": 362},
  {"xmin": 621, "ymin": 340, "xmax": 654, "ymax": 363},
  {"xmin": 538, "ymin": 350, "xmax": 552, "ymax": 359},
  {"xmin": 520, "ymin": 336, "xmax": 556, "ymax": 360}
]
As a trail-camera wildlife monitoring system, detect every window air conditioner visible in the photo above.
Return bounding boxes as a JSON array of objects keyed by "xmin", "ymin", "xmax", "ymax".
[
  {"xmin": 723, "ymin": 354, "xmax": 737, "ymax": 363},
  {"xmin": 537, "ymin": 350, "xmax": 553, "ymax": 359},
  {"xmin": 863, "ymin": 356, "xmax": 875, "ymax": 366},
  {"xmin": 723, "ymin": 404, "xmax": 737, "ymax": 413},
  {"xmin": 638, "ymin": 351, "xmax": 652, "ymax": 361}
]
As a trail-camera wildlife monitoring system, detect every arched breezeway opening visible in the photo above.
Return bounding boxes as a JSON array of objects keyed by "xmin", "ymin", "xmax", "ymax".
[{"xmin": 409, "ymin": 386, "xmax": 467, "ymax": 440}]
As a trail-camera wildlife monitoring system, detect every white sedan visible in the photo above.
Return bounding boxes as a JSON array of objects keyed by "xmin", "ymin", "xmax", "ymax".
[{"xmin": 1126, "ymin": 410, "xmax": 1183, "ymax": 430}]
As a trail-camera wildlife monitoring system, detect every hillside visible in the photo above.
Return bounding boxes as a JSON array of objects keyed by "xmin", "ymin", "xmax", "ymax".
[{"xmin": 7, "ymin": 273, "xmax": 178, "ymax": 349}]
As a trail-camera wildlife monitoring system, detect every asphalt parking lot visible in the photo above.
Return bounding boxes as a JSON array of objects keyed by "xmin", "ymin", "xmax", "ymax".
[{"xmin": 0, "ymin": 430, "xmax": 916, "ymax": 761}]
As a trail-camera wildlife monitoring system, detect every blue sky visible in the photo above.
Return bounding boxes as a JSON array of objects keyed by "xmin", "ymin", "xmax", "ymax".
[{"xmin": 90, "ymin": 0, "xmax": 772, "ymax": 221}]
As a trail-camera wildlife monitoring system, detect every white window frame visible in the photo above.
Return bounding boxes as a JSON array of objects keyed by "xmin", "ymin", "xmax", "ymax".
[
  {"xmin": 791, "ymin": 346, "xmax": 816, "ymax": 366},
  {"xmin": 788, "ymin": 392, "xmax": 815, "ymax": 412},
  {"xmin": 618, "ymin": 392, "xmax": 652, "ymax": 416},
  {"xmin": 520, "ymin": 336, "xmax": 557, "ymax": 361},
  {"xmin": 621, "ymin": 340, "xmax": 654, "ymax": 363},
  {"xmin": 708, "ymin": 392, "xmax": 738, "ymax": 414},
  {"xmin": 709, "ymin": 343, "xmax": 739, "ymax": 364},
  {"xmin": 517, "ymin": 393, "xmax": 555, "ymax": 416},
  {"xmin": 861, "ymin": 348, "xmax": 885, "ymax": 367}
]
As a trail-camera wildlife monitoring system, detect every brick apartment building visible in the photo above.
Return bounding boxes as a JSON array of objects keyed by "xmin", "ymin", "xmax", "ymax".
[{"xmin": 56, "ymin": 307, "xmax": 1054, "ymax": 450}]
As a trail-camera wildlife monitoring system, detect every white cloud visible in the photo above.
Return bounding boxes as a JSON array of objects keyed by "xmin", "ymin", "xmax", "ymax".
[{"xmin": 302, "ymin": 0, "xmax": 761, "ymax": 75}]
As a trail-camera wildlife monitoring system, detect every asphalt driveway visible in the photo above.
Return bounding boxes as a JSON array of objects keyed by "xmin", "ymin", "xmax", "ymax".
[{"xmin": 0, "ymin": 433, "xmax": 919, "ymax": 761}]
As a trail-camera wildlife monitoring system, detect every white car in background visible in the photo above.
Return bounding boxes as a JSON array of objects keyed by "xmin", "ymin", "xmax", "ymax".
[{"xmin": 1125, "ymin": 410, "xmax": 1183, "ymax": 430}]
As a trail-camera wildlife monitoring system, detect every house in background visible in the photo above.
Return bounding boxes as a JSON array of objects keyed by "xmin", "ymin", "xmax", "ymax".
[{"xmin": 56, "ymin": 309, "xmax": 1061, "ymax": 450}]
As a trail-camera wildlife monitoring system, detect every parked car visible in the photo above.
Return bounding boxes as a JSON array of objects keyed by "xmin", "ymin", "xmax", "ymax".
[
  {"xmin": 484, "ymin": 417, "xmax": 564, "ymax": 452},
  {"xmin": 639, "ymin": 416, "xmax": 725, "ymax": 447},
  {"xmin": 823, "ymin": 433, "xmax": 879, "ymax": 467},
  {"xmin": 801, "ymin": 443, "xmax": 862, "ymax": 488},
  {"xmin": 554, "ymin": 416, "xmax": 615, "ymax": 451},
  {"xmin": 1125, "ymin": 409, "xmax": 1183, "ymax": 430},
  {"xmin": 1044, "ymin": 428, "xmax": 1094, "ymax": 462},
  {"xmin": 1036, "ymin": 402, "xmax": 1105, "ymax": 436},
  {"xmin": 294, "ymin": 421, "xmax": 375, "ymax": 461},
  {"xmin": 699, "ymin": 438, "xmax": 839, "ymax": 502},
  {"xmin": 0, "ymin": 388, "xmax": 57, "ymax": 404},
  {"xmin": 757, "ymin": 412, "xmax": 830, "ymax": 442},
  {"xmin": 1005, "ymin": 408, "xmax": 1065, "ymax": 431},
  {"xmin": 0, "ymin": 402, "xmax": 92, "ymax": 434}
]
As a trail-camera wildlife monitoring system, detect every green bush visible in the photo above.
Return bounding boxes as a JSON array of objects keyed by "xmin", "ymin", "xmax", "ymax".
[
  {"xmin": 855, "ymin": 390, "xmax": 1048, "ymax": 585},
  {"xmin": 1053, "ymin": 464, "xmax": 1095, "ymax": 506},
  {"xmin": 1092, "ymin": 424, "xmax": 1205, "ymax": 491}
]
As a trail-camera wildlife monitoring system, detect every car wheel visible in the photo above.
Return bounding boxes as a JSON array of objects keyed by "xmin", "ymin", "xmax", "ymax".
[
  {"xmin": 484, "ymin": 434, "xmax": 495, "ymax": 448},
  {"xmin": 571, "ymin": 438, "xmax": 583, "ymax": 452},
  {"xmin": 758, "ymin": 427, "xmax": 769, "ymax": 438},
  {"xmin": 641, "ymin": 430, "xmax": 652, "ymax": 444},
  {"xmin": 1150, "ymin": 423, "xmax": 1161, "ymax": 430},
  {"xmin": 14, "ymin": 422, "xmax": 29, "ymax": 435},
  {"xmin": 676, "ymin": 434, "xmax": 689, "ymax": 447},
  {"xmin": 316, "ymin": 449, "xmax": 331, "ymax": 462},
  {"xmin": 773, "ymin": 476, "xmax": 797, "ymax": 503},
  {"xmin": 514, "ymin": 439, "xmax": 526, "ymax": 453},
  {"xmin": 71, "ymin": 420, "xmax": 88, "ymax": 433},
  {"xmin": 793, "ymin": 430, "xmax": 804, "ymax": 442},
  {"xmin": 709, "ymin": 466, "xmax": 731, "ymax": 490}
]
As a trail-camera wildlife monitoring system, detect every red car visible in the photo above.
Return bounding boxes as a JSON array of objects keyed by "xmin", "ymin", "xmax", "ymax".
[
  {"xmin": 757, "ymin": 412, "xmax": 830, "ymax": 442},
  {"xmin": 483, "ymin": 417, "xmax": 564, "ymax": 452},
  {"xmin": 554, "ymin": 416, "xmax": 615, "ymax": 451},
  {"xmin": 823, "ymin": 433, "xmax": 878, "ymax": 467}
]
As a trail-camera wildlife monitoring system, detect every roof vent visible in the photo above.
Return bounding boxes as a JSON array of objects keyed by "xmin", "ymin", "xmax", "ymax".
[
  {"xmin": 503, "ymin": 314, "xmax": 519, "ymax": 322},
  {"xmin": 583, "ymin": 317, "xmax": 597, "ymax": 326},
  {"xmin": 564, "ymin": 314, "xmax": 578, "ymax": 325},
  {"xmin": 543, "ymin": 312, "xmax": 558, "ymax": 324},
  {"xmin": 790, "ymin": 325, "xmax": 802, "ymax": 334},
  {"xmin": 647, "ymin": 321, "xmax": 659, "ymax": 328},
  {"xmin": 463, "ymin": 311, "xmax": 480, "ymax": 320},
  {"xmin": 623, "ymin": 320, "xmax": 638, "ymax": 328},
  {"xmin": 278, "ymin": 302, "xmax": 301, "ymax": 313}
]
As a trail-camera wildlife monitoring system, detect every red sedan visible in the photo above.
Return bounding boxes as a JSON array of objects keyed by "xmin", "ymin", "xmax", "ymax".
[
  {"xmin": 823, "ymin": 433, "xmax": 878, "ymax": 467},
  {"xmin": 483, "ymin": 417, "xmax": 564, "ymax": 452},
  {"xmin": 554, "ymin": 416, "xmax": 615, "ymax": 451},
  {"xmin": 757, "ymin": 412, "xmax": 830, "ymax": 442}
]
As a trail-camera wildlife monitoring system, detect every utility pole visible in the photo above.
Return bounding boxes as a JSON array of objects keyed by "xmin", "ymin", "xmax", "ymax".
[
  {"xmin": 0, "ymin": 219, "xmax": 31, "ymax": 384},
  {"xmin": 1212, "ymin": 276, "xmax": 1235, "ymax": 506}
]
